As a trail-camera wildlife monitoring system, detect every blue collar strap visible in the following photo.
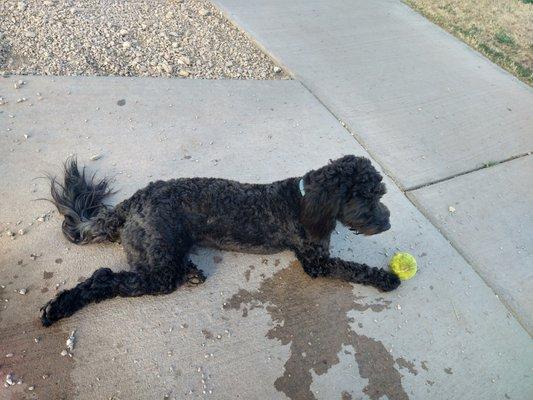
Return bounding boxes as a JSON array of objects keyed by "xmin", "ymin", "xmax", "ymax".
[{"xmin": 299, "ymin": 178, "xmax": 306, "ymax": 196}]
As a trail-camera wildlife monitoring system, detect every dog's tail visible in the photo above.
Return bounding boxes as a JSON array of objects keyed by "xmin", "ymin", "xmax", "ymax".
[{"xmin": 49, "ymin": 158, "xmax": 123, "ymax": 244}]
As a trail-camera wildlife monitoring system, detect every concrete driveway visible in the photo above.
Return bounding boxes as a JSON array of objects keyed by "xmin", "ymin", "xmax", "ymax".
[{"xmin": 1, "ymin": 76, "xmax": 531, "ymax": 400}]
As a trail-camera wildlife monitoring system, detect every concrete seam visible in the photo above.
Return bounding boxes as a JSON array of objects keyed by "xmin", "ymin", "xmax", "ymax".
[
  {"xmin": 406, "ymin": 152, "xmax": 532, "ymax": 192},
  {"xmin": 405, "ymin": 191, "xmax": 532, "ymax": 337}
]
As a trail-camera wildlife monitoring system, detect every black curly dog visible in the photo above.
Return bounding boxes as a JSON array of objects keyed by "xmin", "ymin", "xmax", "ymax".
[{"xmin": 40, "ymin": 155, "xmax": 400, "ymax": 326}]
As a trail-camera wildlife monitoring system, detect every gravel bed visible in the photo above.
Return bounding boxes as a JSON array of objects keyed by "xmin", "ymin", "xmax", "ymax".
[{"xmin": 0, "ymin": 0, "xmax": 287, "ymax": 79}]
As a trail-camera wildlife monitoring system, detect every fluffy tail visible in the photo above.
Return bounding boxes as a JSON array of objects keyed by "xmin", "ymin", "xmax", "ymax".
[{"xmin": 50, "ymin": 158, "xmax": 122, "ymax": 244}]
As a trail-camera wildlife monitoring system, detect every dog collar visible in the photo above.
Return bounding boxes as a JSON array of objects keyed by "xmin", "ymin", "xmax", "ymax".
[{"xmin": 299, "ymin": 178, "xmax": 306, "ymax": 196}]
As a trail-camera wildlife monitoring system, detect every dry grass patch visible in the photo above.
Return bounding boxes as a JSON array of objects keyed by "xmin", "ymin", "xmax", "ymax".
[{"xmin": 404, "ymin": 0, "xmax": 533, "ymax": 85}]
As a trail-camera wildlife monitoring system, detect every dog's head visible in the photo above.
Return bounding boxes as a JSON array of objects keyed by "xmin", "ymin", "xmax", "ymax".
[{"xmin": 301, "ymin": 155, "xmax": 391, "ymax": 238}]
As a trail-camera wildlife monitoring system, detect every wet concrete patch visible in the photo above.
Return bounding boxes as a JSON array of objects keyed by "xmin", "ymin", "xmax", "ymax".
[
  {"xmin": 202, "ymin": 329, "xmax": 214, "ymax": 340},
  {"xmin": 244, "ymin": 265, "xmax": 255, "ymax": 282},
  {"xmin": 224, "ymin": 261, "xmax": 410, "ymax": 400},
  {"xmin": 396, "ymin": 357, "xmax": 418, "ymax": 375},
  {"xmin": 43, "ymin": 271, "xmax": 54, "ymax": 279}
]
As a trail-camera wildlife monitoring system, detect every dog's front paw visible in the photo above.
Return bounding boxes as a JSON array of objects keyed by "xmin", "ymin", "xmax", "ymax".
[
  {"xmin": 40, "ymin": 299, "xmax": 60, "ymax": 327},
  {"xmin": 377, "ymin": 271, "xmax": 401, "ymax": 292}
]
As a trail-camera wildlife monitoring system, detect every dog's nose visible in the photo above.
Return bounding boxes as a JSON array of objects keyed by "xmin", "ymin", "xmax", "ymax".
[{"xmin": 382, "ymin": 221, "xmax": 391, "ymax": 232}]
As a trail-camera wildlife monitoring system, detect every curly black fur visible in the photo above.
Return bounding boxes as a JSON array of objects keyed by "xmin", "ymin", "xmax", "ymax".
[
  {"xmin": 41, "ymin": 155, "xmax": 400, "ymax": 326},
  {"xmin": 50, "ymin": 158, "xmax": 120, "ymax": 244}
]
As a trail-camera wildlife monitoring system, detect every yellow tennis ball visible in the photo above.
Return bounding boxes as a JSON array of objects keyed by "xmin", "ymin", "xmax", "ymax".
[{"xmin": 389, "ymin": 252, "xmax": 417, "ymax": 280}]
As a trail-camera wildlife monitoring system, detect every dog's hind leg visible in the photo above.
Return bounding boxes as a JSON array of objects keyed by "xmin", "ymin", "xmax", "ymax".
[
  {"xmin": 40, "ymin": 268, "xmax": 153, "ymax": 326},
  {"xmin": 40, "ymin": 214, "xmax": 203, "ymax": 326},
  {"xmin": 184, "ymin": 260, "xmax": 207, "ymax": 285},
  {"xmin": 295, "ymin": 245, "xmax": 400, "ymax": 292}
]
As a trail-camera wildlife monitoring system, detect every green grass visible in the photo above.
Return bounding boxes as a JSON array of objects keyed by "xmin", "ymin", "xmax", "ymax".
[
  {"xmin": 482, "ymin": 160, "xmax": 498, "ymax": 168},
  {"xmin": 495, "ymin": 31, "xmax": 515, "ymax": 46}
]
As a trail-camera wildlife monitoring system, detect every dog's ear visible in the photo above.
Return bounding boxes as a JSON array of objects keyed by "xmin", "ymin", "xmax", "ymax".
[
  {"xmin": 300, "ymin": 155, "xmax": 369, "ymax": 238},
  {"xmin": 300, "ymin": 177, "xmax": 341, "ymax": 239}
]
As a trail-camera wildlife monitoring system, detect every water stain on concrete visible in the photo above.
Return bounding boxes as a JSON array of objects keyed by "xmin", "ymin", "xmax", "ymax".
[
  {"xmin": 43, "ymin": 271, "xmax": 54, "ymax": 279},
  {"xmin": 201, "ymin": 329, "xmax": 214, "ymax": 339},
  {"xmin": 244, "ymin": 265, "xmax": 255, "ymax": 282},
  {"xmin": 117, "ymin": 99, "xmax": 126, "ymax": 106},
  {"xmin": 396, "ymin": 357, "xmax": 418, "ymax": 375},
  {"xmin": 54, "ymin": 258, "xmax": 63, "ymax": 264},
  {"xmin": 352, "ymin": 296, "xmax": 391, "ymax": 312},
  {"xmin": 224, "ymin": 261, "xmax": 409, "ymax": 400},
  {"xmin": 0, "ymin": 321, "xmax": 75, "ymax": 399}
]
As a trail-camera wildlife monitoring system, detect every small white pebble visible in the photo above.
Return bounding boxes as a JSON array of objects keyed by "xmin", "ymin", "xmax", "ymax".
[
  {"xmin": 66, "ymin": 330, "xmax": 76, "ymax": 351},
  {"xmin": 448, "ymin": 206, "xmax": 456, "ymax": 213},
  {"xmin": 5, "ymin": 374, "xmax": 15, "ymax": 386},
  {"xmin": 18, "ymin": 288, "xmax": 27, "ymax": 295},
  {"xmin": 60, "ymin": 349, "xmax": 68, "ymax": 357}
]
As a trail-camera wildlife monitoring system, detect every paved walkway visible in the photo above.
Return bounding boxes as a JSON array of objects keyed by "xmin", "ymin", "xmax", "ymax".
[
  {"xmin": 1, "ymin": 77, "xmax": 532, "ymax": 400},
  {"xmin": 1, "ymin": 1, "xmax": 533, "ymax": 398},
  {"xmin": 212, "ymin": 0, "xmax": 533, "ymax": 335},
  {"xmin": 214, "ymin": 0, "xmax": 533, "ymax": 189}
]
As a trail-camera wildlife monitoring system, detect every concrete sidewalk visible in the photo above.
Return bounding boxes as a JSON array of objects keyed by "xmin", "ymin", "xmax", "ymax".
[
  {"xmin": 213, "ymin": 0, "xmax": 533, "ymax": 189},
  {"xmin": 408, "ymin": 156, "xmax": 533, "ymax": 333},
  {"xmin": 1, "ymin": 77, "xmax": 532, "ymax": 400},
  {"xmin": 212, "ymin": 0, "xmax": 533, "ymax": 338}
]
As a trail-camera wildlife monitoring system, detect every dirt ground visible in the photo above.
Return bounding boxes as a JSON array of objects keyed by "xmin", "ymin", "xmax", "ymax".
[{"xmin": 0, "ymin": 0, "xmax": 286, "ymax": 79}]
